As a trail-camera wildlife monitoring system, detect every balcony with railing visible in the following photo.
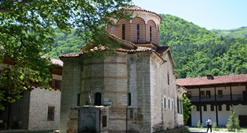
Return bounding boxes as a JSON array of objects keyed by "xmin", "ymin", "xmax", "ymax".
[{"xmin": 189, "ymin": 94, "xmax": 245, "ymax": 102}]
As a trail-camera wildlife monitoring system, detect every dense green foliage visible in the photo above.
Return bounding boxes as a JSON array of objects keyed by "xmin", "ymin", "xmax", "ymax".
[
  {"xmin": 183, "ymin": 94, "xmax": 192, "ymax": 124},
  {"xmin": 211, "ymin": 27, "xmax": 247, "ymax": 38},
  {"xmin": 0, "ymin": 0, "xmax": 132, "ymax": 112},
  {"xmin": 226, "ymin": 105, "xmax": 240, "ymax": 131},
  {"xmin": 45, "ymin": 29, "xmax": 86, "ymax": 59},
  {"xmin": 159, "ymin": 14, "xmax": 247, "ymax": 78}
]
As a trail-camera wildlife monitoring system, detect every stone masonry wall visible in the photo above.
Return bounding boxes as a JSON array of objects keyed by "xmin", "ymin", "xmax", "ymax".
[
  {"xmin": 127, "ymin": 52, "xmax": 152, "ymax": 133},
  {"xmin": 28, "ymin": 85, "xmax": 61, "ymax": 130},
  {"xmin": 80, "ymin": 52, "xmax": 129, "ymax": 132},
  {"xmin": 59, "ymin": 58, "xmax": 81, "ymax": 133}
]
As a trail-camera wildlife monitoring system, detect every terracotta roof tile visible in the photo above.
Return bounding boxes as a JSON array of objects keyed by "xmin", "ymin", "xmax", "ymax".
[
  {"xmin": 50, "ymin": 58, "xmax": 63, "ymax": 67},
  {"xmin": 108, "ymin": 33, "xmax": 137, "ymax": 48},
  {"xmin": 156, "ymin": 46, "xmax": 169, "ymax": 54},
  {"xmin": 124, "ymin": 6, "xmax": 161, "ymax": 21},
  {"xmin": 176, "ymin": 74, "xmax": 247, "ymax": 87},
  {"xmin": 59, "ymin": 52, "xmax": 83, "ymax": 58}
]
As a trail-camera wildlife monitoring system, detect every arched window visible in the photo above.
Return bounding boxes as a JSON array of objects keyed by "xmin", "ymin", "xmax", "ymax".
[
  {"xmin": 137, "ymin": 24, "xmax": 140, "ymax": 42},
  {"xmin": 150, "ymin": 26, "xmax": 152, "ymax": 42},
  {"xmin": 110, "ymin": 27, "xmax": 113, "ymax": 34},
  {"xmin": 94, "ymin": 92, "xmax": 101, "ymax": 105},
  {"xmin": 128, "ymin": 92, "xmax": 131, "ymax": 106},
  {"xmin": 122, "ymin": 24, "xmax": 125, "ymax": 40}
]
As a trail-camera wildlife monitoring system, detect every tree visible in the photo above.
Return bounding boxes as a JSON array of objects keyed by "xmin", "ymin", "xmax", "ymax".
[
  {"xmin": 0, "ymin": 0, "xmax": 132, "ymax": 129},
  {"xmin": 0, "ymin": 0, "xmax": 132, "ymax": 108},
  {"xmin": 226, "ymin": 105, "xmax": 241, "ymax": 132},
  {"xmin": 183, "ymin": 94, "xmax": 192, "ymax": 124}
]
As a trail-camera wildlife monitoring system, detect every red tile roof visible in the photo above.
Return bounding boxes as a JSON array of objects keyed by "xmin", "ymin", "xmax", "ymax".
[
  {"xmin": 176, "ymin": 74, "xmax": 247, "ymax": 87},
  {"xmin": 60, "ymin": 52, "xmax": 83, "ymax": 58},
  {"xmin": 124, "ymin": 6, "xmax": 161, "ymax": 21},
  {"xmin": 50, "ymin": 58, "xmax": 63, "ymax": 67},
  {"xmin": 156, "ymin": 46, "xmax": 169, "ymax": 54}
]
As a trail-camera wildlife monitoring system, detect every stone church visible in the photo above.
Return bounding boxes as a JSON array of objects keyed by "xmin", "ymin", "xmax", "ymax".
[{"xmin": 59, "ymin": 6, "xmax": 186, "ymax": 133}]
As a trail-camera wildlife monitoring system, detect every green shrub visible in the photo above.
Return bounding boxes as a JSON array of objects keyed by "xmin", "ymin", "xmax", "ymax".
[
  {"xmin": 212, "ymin": 122, "xmax": 219, "ymax": 131},
  {"xmin": 197, "ymin": 120, "xmax": 203, "ymax": 128}
]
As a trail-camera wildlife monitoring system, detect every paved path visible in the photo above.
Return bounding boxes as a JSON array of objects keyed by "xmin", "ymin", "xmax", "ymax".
[{"xmin": 189, "ymin": 129, "xmax": 240, "ymax": 133}]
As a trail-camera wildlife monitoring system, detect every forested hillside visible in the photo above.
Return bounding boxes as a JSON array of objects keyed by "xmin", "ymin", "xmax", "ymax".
[
  {"xmin": 47, "ymin": 14, "xmax": 247, "ymax": 79},
  {"xmin": 159, "ymin": 14, "xmax": 247, "ymax": 78},
  {"xmin": 44, "ymin": 29, "xmax": 86, "ymax": 58},
  {"xmin": 211, "ymin": 27, "xmax": 247, "ymax": 38}
]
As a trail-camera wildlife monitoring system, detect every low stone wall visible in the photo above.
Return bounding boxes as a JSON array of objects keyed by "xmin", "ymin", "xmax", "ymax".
[{"xmin": 156, "ymin": 126, "xmax": 189, "ymax": 133}]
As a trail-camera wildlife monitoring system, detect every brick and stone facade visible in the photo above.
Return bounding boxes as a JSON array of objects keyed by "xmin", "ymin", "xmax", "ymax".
[
  {"xmin": 0, "ymin": 59, "xmax": 62, "ymax": 131},
  {"xmin": 60, "ymin": 6, "xmax": 185, "ymax": 133}
]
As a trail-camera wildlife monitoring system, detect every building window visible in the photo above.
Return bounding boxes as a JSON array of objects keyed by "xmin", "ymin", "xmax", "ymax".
[
  {"xmin": 218, "ymin": 105, "xmax": 222, "ymax": 111},
  {"xmin": 150, "ymin": 26, "xmax": 152, "ymax": 42},
  {"xmin": 226, "ymin": 105, "xmax": 230, "ymax": 111},
  {"xmin": 102, "ymin": 116, "xmax": 107, "ymax": 127},
  {"xmin": 204, "ymin": 105, "xmax": 207, "ymax": 111},
  {"xmin": 200, "ymin": 91, "xmax": 205, "ymax": 99},
  {"xmin": 94, "ymin": 92, "xmax": 101, "ymax": 105},
  {"xmin": 164, "ymin": 98, "xmax": 166, "ymax": 108},
  {"xmin": 77, "ymin": 93, "xmax": 80, "ymax": 106},
  {"xmin": 47, "ymin": 106, "xmax": 55, "ymax": 121},
  {"xmin": 122, "ymin": 24, "xmax": 125, "ymax": 40},
  {"xmin": 110, "ymin": 27, "xmax": 113, "ymax": 34},
  {"xmin": 196, "ymin": 106, "xmax": 200, "ymax": 111},
  {"xmin": 137, "ymin": 24, "xmax": 140, "ymax": 42},
  {"xmin": 168, "ymin": 99, "xmax": 170, "ymax": 109},
  {"xmin": 128, "ymin": 92, "xmax": 131, "ymax": 106},
  {"xmin": 218, "ymin": 90, "xmax": 223, "ymax": 98},
  {"xmin": 206, "ymin": 91, "xmax": 211, "ymax": 98},
  {"xmin": 211, "ymin": 105, "xmax": 214, "ymax": 111},
  {"xmin": 177, "ymin": 99, "xmax": 179, "ymax": 113},
  {"xmin": 167, "ymin": 73, "xmax": 169, "ymax": 85},
  {"xmin": 187, "ymin": 91, "xmax": 191, "ymax": 98}
]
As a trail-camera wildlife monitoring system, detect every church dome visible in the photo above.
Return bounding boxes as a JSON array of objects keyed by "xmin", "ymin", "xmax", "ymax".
[{"xmin": 106, "ymin": 6, "xmax": 161, "ymax": 46}]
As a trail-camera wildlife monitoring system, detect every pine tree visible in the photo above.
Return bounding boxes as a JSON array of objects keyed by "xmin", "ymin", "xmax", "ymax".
[{"xmin": 226, "ymin": 105, "xmax": 241, "ymax": 131}]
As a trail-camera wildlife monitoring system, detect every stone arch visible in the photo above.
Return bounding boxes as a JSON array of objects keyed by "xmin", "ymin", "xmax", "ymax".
[
  {"xmin": 90, "ymin": 81, "xmax": 104, "ymax": 105},
  {"xmin": 132, "ymin": 17, "xmax": 145, "ymax": 24},
  {"xmin": 131, "ymin": 17, "xmax": 145, "ymax": 42},
  {"xmin": 106, "ymin": 20, "xmax": 115, "ymax": 34},
  {"xmin": 147, "ymin": 20, "xmax": 158, "ymax": 44},
  {"xmin": 115, "ymin": 19, "xmax": 130, "ymax": 40},
  {"xmin": 147, "ymin": 20, "xmax": 156, "ymax": 28}
]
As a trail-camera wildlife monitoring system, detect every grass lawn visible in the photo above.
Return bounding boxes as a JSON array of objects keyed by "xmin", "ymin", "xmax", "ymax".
[{"xmin": 189, "ymin": 127, "xmax": 247, "ymax": 133}]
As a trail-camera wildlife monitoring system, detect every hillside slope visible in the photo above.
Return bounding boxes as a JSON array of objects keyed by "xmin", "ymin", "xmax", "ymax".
[
  {"xmin": 211, "ymin": 26, "xmax": 247, "ymax": 38},
  {"xmin": 44, "ymin": 29, "xmax": 86, "ymax": 59},
  {"xmin": 159, "ymin": 14, "xmax": 247, "ymax": 78}
]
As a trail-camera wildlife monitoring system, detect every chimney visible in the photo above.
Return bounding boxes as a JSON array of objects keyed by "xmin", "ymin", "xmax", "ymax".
[{"xmin": 206, "ymin": 75, "xmax": 214, "ymax": 80}]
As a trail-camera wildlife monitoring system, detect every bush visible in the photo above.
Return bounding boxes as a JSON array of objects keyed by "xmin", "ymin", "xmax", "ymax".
[
  {"xmin": 226, "ymin": 105, "xmax": 241, "ymax": 132},
  {"xmin": 212, "ymin": 122, "xmax": 219, "ymax": 131},
  {"xmin": 197, "ymin": 120, "xmax": 203, "ymax": 128}
]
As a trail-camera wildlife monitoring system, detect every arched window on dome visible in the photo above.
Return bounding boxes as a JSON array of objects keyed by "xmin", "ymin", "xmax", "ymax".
[
  {"xmin": 137, "ymin": 24, "xmax": 140, "ymax": 42},
  {"xmin": 110, "ymin": 27, "xmax": 113, "ymax": 34},
  {"xmin": 150, "ymin": 26, "xmax": 152, "ymax": 42},
  {"xmin": 122, "ymin": 24, "xmax": 125, "ymax": 40}
]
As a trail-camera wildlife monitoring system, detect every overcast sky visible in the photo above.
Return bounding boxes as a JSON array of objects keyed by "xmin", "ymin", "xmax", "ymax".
[{"xmin": 131, "ymin": 0, "xmax": 247, "ymax": 30}]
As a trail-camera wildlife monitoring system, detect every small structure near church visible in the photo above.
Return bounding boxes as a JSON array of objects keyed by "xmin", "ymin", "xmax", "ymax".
[{"xmin": 59, "ymin": 6, "xmax": 186, "ymax": 133}]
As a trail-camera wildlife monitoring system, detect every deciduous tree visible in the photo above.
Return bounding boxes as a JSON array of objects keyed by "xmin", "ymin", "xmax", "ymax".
[{"xmin": 0, "ymin": 0, "xmax": 132, "ymax": 110}]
